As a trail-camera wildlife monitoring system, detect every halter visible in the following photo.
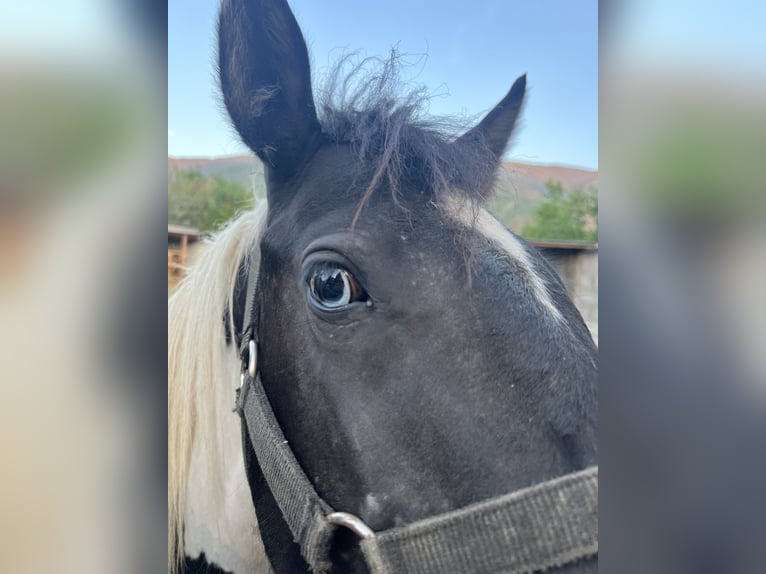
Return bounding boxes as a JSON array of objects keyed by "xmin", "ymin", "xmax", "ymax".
[{"xmin": 235, "ymin": 268, "xmax": 598, "ymax": 574}]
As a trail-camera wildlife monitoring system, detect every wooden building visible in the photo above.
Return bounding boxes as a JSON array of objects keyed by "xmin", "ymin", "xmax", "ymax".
[{"xmin": 168, "ymin": 224, "xmax": 201, "ymax": 289}]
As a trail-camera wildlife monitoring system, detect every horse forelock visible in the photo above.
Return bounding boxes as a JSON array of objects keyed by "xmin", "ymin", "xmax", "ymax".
[
  {"xmin": 167, "ymin": 204, "xmax": 268, "ymax": 573},
  {"xmin": 315, "ymin": 52, "xmax": 497, "ymax": 217}
]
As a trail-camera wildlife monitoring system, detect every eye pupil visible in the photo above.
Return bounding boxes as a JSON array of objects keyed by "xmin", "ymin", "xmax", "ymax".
[
  {"xmin": 308, "ymin": 264, "xmax": 367, "ymax": 310},
  {"xmin": 316, "ymin": 269, "xmax": 346, "ymax": 302}
]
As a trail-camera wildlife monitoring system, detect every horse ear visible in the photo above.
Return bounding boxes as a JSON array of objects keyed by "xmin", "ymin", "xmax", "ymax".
[
  {"xmin": 218, "ymin": 0, "xmax": 322, "ymax": 183},
  {"xmin": 455, "ymin": 74, "xmax": 526, "ymax": 198},
  {"xmin": 458, "ymin": 74, "xmax": 526, "ymax": 161}
]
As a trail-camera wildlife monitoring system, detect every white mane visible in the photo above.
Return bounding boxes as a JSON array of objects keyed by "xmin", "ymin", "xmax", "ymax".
[{"xmin": 168, "ymin": 203, "xmax": 270, "ymax": 573}]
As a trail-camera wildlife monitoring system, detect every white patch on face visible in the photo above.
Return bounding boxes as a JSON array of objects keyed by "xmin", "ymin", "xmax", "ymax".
[
  {"xmin": 444, "ymin": 196, "xmax": 566, "ymax": 325},
  {"xmin": 364, "ymin": 494, "xmax": 380, "ymax": 513},
  {"xmin": 360, "ymin": 493, "xmax": 383, "ymax": 524}
]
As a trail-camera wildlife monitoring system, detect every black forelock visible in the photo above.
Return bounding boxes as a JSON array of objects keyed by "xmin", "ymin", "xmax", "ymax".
[{"xmin": 315, "ymin": 51, "xmax": 498, "ymax": 214}]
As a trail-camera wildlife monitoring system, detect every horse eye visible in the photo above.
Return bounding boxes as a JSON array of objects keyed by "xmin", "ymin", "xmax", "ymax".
[{"xmin": 308, "ymin": 264, "xmax": 367, "ymax": 310}]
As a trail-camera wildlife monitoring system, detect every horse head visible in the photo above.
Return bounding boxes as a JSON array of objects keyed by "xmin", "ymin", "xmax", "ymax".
[{"xmin": 171, "ymin": 1, "xmax": 598, "ymax": 572}]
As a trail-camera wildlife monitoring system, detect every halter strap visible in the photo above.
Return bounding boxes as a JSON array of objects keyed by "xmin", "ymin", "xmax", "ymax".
[
  {"xmin": 235, "ymin": 361, "xmax": 598, "ymax": 574},
  {"xmin": 360, "ymin": 467, "xmax": 598, "ymax": 574},
  {"xmin": 238, "ymin": 254, "xmax": 260, "ymax": 359}
]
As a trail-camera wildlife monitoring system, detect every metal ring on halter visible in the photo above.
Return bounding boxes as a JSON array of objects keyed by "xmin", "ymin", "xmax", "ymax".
[
  {"xmin": 247, "ymin": 339, "xmax": 256, "ymax": 377},
  {"xmin": 327, "ymin": 512, "xmax": 375, "ymax": 540}
]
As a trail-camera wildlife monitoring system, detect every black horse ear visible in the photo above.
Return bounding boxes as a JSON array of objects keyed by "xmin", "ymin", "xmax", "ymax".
[
  {"xmin": 455, "ymin": 74, "xmax": 526, "ymax": 198},
  {"xmin": 458, "ymin": 74, "xmax": 526, "ymax": 161},
  {"xmin": 218, "ymin": 0, "xmax": 322, "ymax": 184}
]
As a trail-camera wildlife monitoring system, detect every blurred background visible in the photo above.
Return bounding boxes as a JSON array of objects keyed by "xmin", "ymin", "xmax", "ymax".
[
  {"xmin": 0, "ymin": 1, "xmax": 167, "ymax": 572},
  {"xmin": 600, "ymin": 1, "xmax": 766, "ymax": 572},
  {"xmin": 0, "ymin": 0, "xmax": 763, "ymax": 573}
]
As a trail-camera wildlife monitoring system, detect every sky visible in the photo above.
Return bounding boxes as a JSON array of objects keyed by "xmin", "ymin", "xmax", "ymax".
[
  {"xmin": 168, "ymin": 1, "xmax": 598, "ymax": 170},
  {"xmin": 608, "ymin": 0, "xmax": 766, "ymax": 73}
]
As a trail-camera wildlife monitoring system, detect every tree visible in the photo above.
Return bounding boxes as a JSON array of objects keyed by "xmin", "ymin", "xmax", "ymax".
[
  {"xmin": 522, "ymin": 179, "xmax": 598, "ymax": 242},
  {"xmin": 168, "ymin": 170, "xmax": 255, "ymax": 232}
]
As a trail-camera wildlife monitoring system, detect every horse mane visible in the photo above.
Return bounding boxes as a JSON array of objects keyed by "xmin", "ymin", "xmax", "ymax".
[
  {"xmin": 316, "ymin": 52, "xmax": 497, "ymax": 221},
  {"xmin": 168, "ymin": 203, "xmax": 267, "ymax": 572}
]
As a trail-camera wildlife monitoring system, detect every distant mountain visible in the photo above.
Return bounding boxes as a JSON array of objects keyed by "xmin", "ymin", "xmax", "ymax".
[
  {"xmin": 168, "ymin": 155, "xmax": 598, "ymax": 232},
  {"xmin": 169, "ymin": 155, "xmax": 266, "ymax": 197},
  {"xmin": 491, "ymin": 162, "xmax": 599, "ymax": 231}
]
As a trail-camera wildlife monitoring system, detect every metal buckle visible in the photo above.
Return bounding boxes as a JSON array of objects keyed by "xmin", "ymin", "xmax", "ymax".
[
  {"xmin": 248, "ymin": 339, "xmax": 256, "ymax": 377},
  {"xmin": 327, "ymin": 512, "xmax": 375, "ymax": 540},
  {"xmin": 239, "ymin": 339, "xmax": 257, "ymax": 389}
]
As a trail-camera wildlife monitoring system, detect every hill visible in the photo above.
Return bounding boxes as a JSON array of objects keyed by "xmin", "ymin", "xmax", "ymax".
[
  {"xmin": 168, "ymin": 155, "xmax": 597, "ymax": 232},
  {"xmin": 168, "ymin": 155, "xmax": 266, "ymax": 199},
  {"xmin": 491, "ymin": 162, "xmax": 598, "ymax": 231}
]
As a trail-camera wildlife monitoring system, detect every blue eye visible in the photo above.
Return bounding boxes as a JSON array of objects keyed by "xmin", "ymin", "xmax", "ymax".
[{"xmin": 308, "ymin": 264, "xmax": 367, "ymax": 310}]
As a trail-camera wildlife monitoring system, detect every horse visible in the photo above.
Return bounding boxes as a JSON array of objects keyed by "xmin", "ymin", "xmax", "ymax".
[{"xmin": 169, "ymin": 0, "xmax": 598, "ymax": 572}]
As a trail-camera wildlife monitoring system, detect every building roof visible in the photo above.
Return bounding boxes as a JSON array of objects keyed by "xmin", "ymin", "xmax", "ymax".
[
  {"xmin": 168, "ymin": 224, "xmax": 201, "ymax": 238},
  {"xmin": 529, "ymin": 240, "xmax": 598, "ymax": 251}
]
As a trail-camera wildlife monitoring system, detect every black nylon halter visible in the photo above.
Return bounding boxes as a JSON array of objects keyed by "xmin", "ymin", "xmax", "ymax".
[
  {"xmin": 235, "ymin": 259, "xmax": 312, "ymax": 573},
  {"xmin": 234, "ymin": 264, "xmax": 598, "ymax": 574}
]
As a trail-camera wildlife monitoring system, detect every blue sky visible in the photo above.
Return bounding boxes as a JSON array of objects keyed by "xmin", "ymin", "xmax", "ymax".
[
  {"xmin": 610, "ymin": 0, "xmax": 766, "ymax": 73},
  {"xmin": 169, "ymin": 1, "xmax": 598, "ymax": 170}
]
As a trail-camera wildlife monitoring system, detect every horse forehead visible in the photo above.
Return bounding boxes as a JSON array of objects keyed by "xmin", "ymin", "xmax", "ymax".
[
  {"xmin": 299, "ymin": 145, "xmax": 362, "ymax": 192},
  {"xmin": 278, "ymin": 207, "xmax": 444, "ymax": 262},
  {"xmin": 291, "ymin": 144, "xmax": 430, "ymax": 206}
]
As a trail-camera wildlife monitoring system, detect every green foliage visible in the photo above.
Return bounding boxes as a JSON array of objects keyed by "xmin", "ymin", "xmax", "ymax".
[
  {"xmin": 168, "ymin": 170, "xmax": 255, "ymax": 232},
  {"xmin": 521, "ymin": 180, "xmax": 598, "ymax": 242}
]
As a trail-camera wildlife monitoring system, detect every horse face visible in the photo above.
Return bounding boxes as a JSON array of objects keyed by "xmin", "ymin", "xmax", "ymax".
[
  {"xmin": 219, "ymin": 0, "xmax": 597, "ymax": 568},
  {"xmin": 255, "ymin": 144, "xmax": 515, "ymax": 524},
  {"xmin": 252, "ymin": 141, "xmax": 598, "ymax": 526}
]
